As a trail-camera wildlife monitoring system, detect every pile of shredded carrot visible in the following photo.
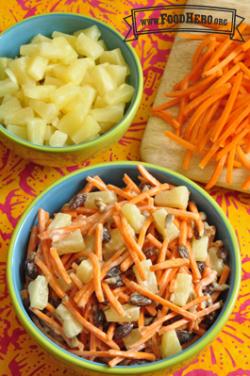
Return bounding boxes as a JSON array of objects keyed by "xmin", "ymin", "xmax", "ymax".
[
  {"xmin": 22, "ymin": 165, "xmax": 230, "ymax": 367},
  {"xmin": 152, "ymin": 32, "xmax": 250, "ymax": 191}
]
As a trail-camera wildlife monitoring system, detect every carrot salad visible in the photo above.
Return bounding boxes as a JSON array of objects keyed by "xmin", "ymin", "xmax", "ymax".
[
  {"xmin": 22, "ymin": 166, "xmax": 230, "ymax": 366},
  {"xmin": 152, "ymin": 33, "xmax": 250, "ymax": 191}
]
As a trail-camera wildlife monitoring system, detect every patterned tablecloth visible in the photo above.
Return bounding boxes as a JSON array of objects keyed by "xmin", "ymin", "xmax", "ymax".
[{"xmin": 0, "ymin": 1, "xmax": 249, "ymax": 375}]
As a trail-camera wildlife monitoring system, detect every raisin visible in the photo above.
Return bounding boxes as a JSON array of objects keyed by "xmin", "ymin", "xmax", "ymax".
[
  {"xmin": 69, "ymin": 193, "xmax": 87, "ymax": 209},
  {"xmin": 24, "ymin": 259, "xmax": 38, "ymax": 280},
  {"xmin": 114, "ymin": 323, "xmax": 133, "ymax": 340},
  {"xmin": 105, "ymin": 266, "xmax": 120, "ymax": 278},
  {"xmin": 93, "ymin": 307, "xmax": 106, "ymax": 327},
  {"xmin": 178, "ymin": 245, "xmax": 189, "ymax": 259},
  {"xmin": 202, "ymin": 311, "xmax": 218, "ymax": 328},
  {"xmin": 203, "ymin": 284, "xmax": 215, "ymax": 295},
  {"xmin": 126, "ymin": 359, "xmax": 148, "ymax": 365},
  {"xmin": 129, "ymin": 293, "xmax": 152, "ymax": 306},
  {"xmin": 197, "ymin": 261, "xmax": 205, "ymax": 275},
  {"xmin": 124, "ymin": 267, "xmax": 136, "ymax": 280},
  {"xmin": 176, "ymin": 330, "xmax": 194, "ymax": 344},
  {"xmin": 144, "ymin": 247, "xmax": 158, "ymax": 260},
  {"xmin": 49, "ymin": 295, "xmax": 61, "ymax": 308},
  {"xmin": 167, "ymin": 315, "xmax": 182, "ymax": 325},
  {"xmin": 102, "ymin": 227, "xmax": 111, "ymax": 243},
  {"xmin": 104, "ymin": 275, "xmax": 123, "ymax": 287}
]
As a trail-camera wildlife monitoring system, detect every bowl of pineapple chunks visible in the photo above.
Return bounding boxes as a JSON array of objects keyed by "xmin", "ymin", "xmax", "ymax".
[
  {"xmin": 0, "ymin": 13, "xmax": 143, "ymax": 166},
  {"xmin": 7, "ymin": 162, "xmax": 241, "ymax": 374}
]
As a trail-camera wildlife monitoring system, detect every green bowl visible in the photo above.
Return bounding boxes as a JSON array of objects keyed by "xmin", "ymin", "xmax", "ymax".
[
  {"xmin": 0, "ymin": 14, "xmax": 143, "ymax": 167},
  {"xmin": 7, "ymin": 162, "xmax": 241, "ymax": 375}
]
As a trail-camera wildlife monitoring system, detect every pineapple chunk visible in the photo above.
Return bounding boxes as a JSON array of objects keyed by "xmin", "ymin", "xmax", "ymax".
[
  {"xmin": 104, "ymin": 228, "xmax": 125, "ymax": 260},
  {"xmin": 0, "ymin": 57, "xmax": 9, "ymax": 79},
  {"xmin": 20, "ymin": 43, "xmax": 39, "ymax": 56},
  {"xmin": 27, "ymin": 118, "xmax": 46, "ymax": 145},
  {"xmin": 6, "ymin": 124, "xmax": 27, "ymax": 139},
  {"xmin": 155, "ymin": 186, "xmax": 190, "ymax": 210},
  {"xmin": 0, "ymin": 79, "xmax": 18, "ymax": 96},
  {"xmin": 91, "ymin": 104, "xmax": 125, "ymax": 132},
  {"xmin": 48, "ymin": 212, "xmax": 72, "ymax": 230},
  {"xmin": 52, "ymin": 31, "xmax": 76, "ymax": 48},
  {"xmin": 102, "ymin": 83, "xmax": 134, "ymax": 106},
  {"xmin": 53, "ymin": 229, "xmax": 85, "ymax": 255},
  {"xmin": 91, "ymin": 64, "xmax": 116, "ymax": 96},
  {"xmin": 0, "ymin": 96, "xmax": 21, "ymax": 122},
  {"xmin": 56, "ymin": 107, "xmax": 84, "ymax": 136},
  {"xmin": 84, "ymin": 190, "xmax": 117, "ymax": 209},
  {"xmin": 9, "ymin": 57, "xmax": 33, "ymax": 85},
  {"xmin": 22, "ymin": 83, "xmax": 56, "ymax": 100},
  {"xmin": 170, "ymin": 273, "xmax": 192, "ymax": 306},
  {"xmin": 123, "ymin": 329, "xmax": 142, "ymax": 349},
  {"xmin": 49, "ymin": 130, "xmax": 68, "ymax": 147},
  {"xmin": 37, "ymin": 37, "xmax": 77, "ymax": 64},
  {"xmin": 153, "ymin": 208, "xmax": 180, "ymax": 241},
  {"xmin": 27, "ymin": 56, "xmax": 48, "ymax": 81},
  {"xmin": 29, "ymin": 99, "xmax": 58, "ymax": 122},
  {"xmin": 161, "ymin": 330, "xmax": 182, "ymax": 358},
  {"xmin": 133, "ymin": 259, "xmax": 158, "ymax": 293},
  {"xmin": 44, "ymin": 125, "xmax": 53, "ymax": 143},
  {"xmin": 99, "ymin": 49, "xmax": 127, "ymax": 66},
  {"xmin": 5, "ymin": 107, "xmax": 34, "ymax": 126},
  {"xmin": 31, "ymin": 34, "xmax": 51, "ymax": 43},
  {"xmin": 105, "ymin": 64, "xmax": 128, "ymax": 86},
  {"xmin": 63, "ymin": 85, "xmax": 96, "ymax": 114},
  {"xmin": 104, "ymin": 304, "xmax": 140, "ymax": 323},
  {"xmin": 84, "ymin": 235, "xmax": 95, "ymax": 254},
  {"xmin": 55, "ymin": 304, "xmax": 82, "ymax": 338},
  {"xmin": 76, "ymin": 259, "xmax": 93, "ymax": 283},
  {"xmin": 208, "ymin": 247, "xmax": 224, "ymax": 275},
  {"xmin": 121, "ymin": 203, "xmax": 145, "ymax": 233},
  {"xmin": 5, "ymin": 68, "xmax": 18, "ymax": 85},
  {"xmin": 44, "ymin": 75, "xmax": 63, "ymax": 86},
  {"xmin": 71, "ymin": 115, "xmax": 100, "ymax": 144},
  {"xmin": 76, "ymin": 33, "xmax": 104, "ymax": 60},
  {"xmin": 75, "ymin": 25, "xmax": 101, "ymax": 41},
  {"xmin": 50, "ymin": 58, "xmax": 94, "ymax": 85},
  {"xmin": 53, "ymin": 83, "xmax": 80, "ymax": 110},
  {"xmin": 28, "ymin": 275, "xmax": 48, "ymax": 310},
  {"xmin": 192, "ymin": 236, "xmax": 209, "ymax": 262}
]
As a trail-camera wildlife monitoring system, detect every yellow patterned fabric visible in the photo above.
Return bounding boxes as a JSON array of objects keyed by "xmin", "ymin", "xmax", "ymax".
[{"xmin": 0, "ymin": 1, "xmax": 249, "ymax": 375}]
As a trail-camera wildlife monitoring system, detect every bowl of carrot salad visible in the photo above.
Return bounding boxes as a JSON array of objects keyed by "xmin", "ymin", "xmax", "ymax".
[{"xmin": 7, "ymin": 162, "xmax": 241, "ymax": 374}]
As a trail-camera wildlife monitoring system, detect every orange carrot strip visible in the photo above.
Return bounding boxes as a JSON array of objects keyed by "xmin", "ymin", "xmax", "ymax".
[
  {"xmin": 50, "ymin": 247, "xmax": 71, "ymax": 285},
  {"xmin": 165, "ymin": 130, "xmax": 196, "ymax": 151},
  {"xmin": 70, "ymin": 272, "xmax": 83, "ymax": 290},
  {"xmin": 138, "ymin": 216, "xmax": 152, "ymax": 247},
  {"xmin": 86, "ymin": 176, "xmax": 108, "ymax": 191},
  {"xmin": 102, "ymin": 282, "xmax": 126, "ymax": 317},
  {"xmin": 242, "ymin": 176, "xmax": 250, "ymax": 190},
  {"xmin": 146, "ymin": 233, "xmax": 162, "ymax": 249},
  {"xmin": 203, "ymin": 46, "xmax": 241, "ymax": 76},
  {"xmin": 212, "ymin": 265, "xmax": 230, "ymax": 302},
  {"xmin": 179, "ymin": 221, "xmax": 188, "ymax": 246},
  {"xmin": 107, "ymin": 323, "xmax": 116, "ymax": 341},
  {"xmin": 153, "ymin": 110, "xmax": 180, "ymax": 129},
  {"xmin": 123, "ymin": 173, "xmax": 141, "ymax": 193},
  {"xmin": 123, "ymin": 278, "xmax": 196, "ymax": 321},
  {"xmin": 31, "ymin": 308, "xmax": 63, "ymax": 335},
  {"xmin": 138, "ymin": 165, "xmax": 161, "ymax": 186},
  {"xmin": 88, "ymin": 253, "xmax": 104, "ymax": 303},
  {"xmin": 35, "ymin": 257, "xmax": 65, "ymax": 299},
  {"xmin": 159, "ymin": 318, "xmax": 188, "ymax": 334},
  {"xmin": 38, "ymin": 208, "xmax": 50, "ymax": 233},
  {"xmin": 204, "ymin": 38, "xmax": 232, "ymax": 71},
  {"xmin": 226, "ymin": 145, "xmax": 236, "ymax": 184},
  {"xmin": 107, "ymin": 184, "xmax": 134, "ymax": 200},
  {"xmin": 120, "ymin": 256, "xmax": 133, "ymax": 272},
  {"xmin": 237, "ymin": 146, "xmax": 250, "ymax": 169},
  {"xmin": 205, "ymin": 155, "xmax": 227, "ymax": 190},
  {"xmin": 151, "ymin": 258, "xmax": 190, "ymax": 272},
  {"xmin": 153, "ymin": 98, "xmax": 180, "ymax": 111},
  {"xmin": 138, "ymin": 309, "xmax": 144, "ymax": 329},
  {"xmin": 186, "ymin": 243, "xmax": 201, "ymax": 282},
  {"xmin": 27, "ymin": 226, "xmax": 38, "ymax": 257},
  {"xmin": 197, "ymin": 301, "xmax": 222, "ymax": 318},
  {"xmin": 95, "ymin": 223, "xmax": 103, "ymax": 261}
]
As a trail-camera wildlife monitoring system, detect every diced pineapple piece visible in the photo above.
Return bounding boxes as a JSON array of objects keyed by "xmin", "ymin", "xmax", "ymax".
[
  {"xmin": 75, "ymin": 25, "xmax": 101, "ymax": 41},
  {"xmin": 63, "ymin": 85, "xmax": 96, "ymax": 114},
  {"xmin": 44, "ymin": 75, "xmax": 63, "ymax": 86},
  {"xmin": 0, "ymin": 96, "xmax": 21, "ymax": 122},
  {"xmin": 5, "ymin": 107, "xmax": 34, "ymax": 126},
  {"xmin": 44, "ymin": 125, "xmax": 53, "ymax": 143},
  {"xmin": 37, "ymin": 37, "xmax": 78, "ymax": 64},
  {"xmin": 0, "ymin": 79, "xmax": 18, "ymax": 96},
  {"xmin": 84, "ymin": 235, "xmax": 95, "ymax": 254},
  {"xmin": 192, "ymin": 236, "xmax": 209, "ymax": 262},
  {"xmin": 91, "ymin": 104, "xmax": 124, "ymax": 132},
  {"xmin": 49, "ymin": 130, "xmax": 68, "ymax": 147},
  {"xmin": 161, "ymin": 330, "xmax": 182, "ymax": 358},
  {"xmin": 133, "ymin": 259, "xmax": 158, "ymax": 293},
  {"xmin": 123, "ymin": 329, "xmax": 142, "ymax": 349},
  {"xmin": 29, "ymin": 99, "xmax": 58, "ymax": 122},
  {"xmin": 121, "ymin": 203, "xmax": 145, "ymax": 233},
  {"xmin": 71, "ymin": 115, "xmax": 100, "ymax": 144},
  {"xmin": 50, "ymin": 58, "xmax": 94, "ymax": 85},
  {"xmin": 76, "ymin": 33, "xmax": 104, "ymax": 60},
  {"xmin": 48, "ymin": 213, "xmax": 72, "ymax": 230},
  {"xmin": 9, "ymin": 57, "xmax": 33, "ymax": 85},
  {"xmin": 53, "ymin": 83, "xmax": 80, "ymax": 110},
  {"xmin": 27, "ymin": 55, "xmax": 48, "ymax": 81},
  {"xmin": 103, "ymin": 228, "xmax": 125, "ymax": 260},
  {"xmin": 55, "ymin": 304, "xmax": 82, "ymax": 338},
  {"xmin": 98, "ymin": 39, "xmax": 107, "ymax": 50},
  {"xmin": 27, "ymin": 118, "xmax": 46, "ymax": 145},
  {"xmin": 6, "ymin": 124, "xmax": 27, "ymax": 139},
  {"xmin": 105, "ymin": 64, "xmax": 128, "ymax": 86},
  {"xmin": 57, "ymin": 107, "xmax": 84, "ymax": 136},
  {"xmin": 170, "ymin": 273, "xmax": 192, "ymax": 306},
  {"xmin": 91, "ymin": 64, "xmax": 116, "ymax": 95},
  {"xmin": 209, "ymin": 247, "xmax": 224, "ymax": 275},
  {"xmin": 52, "ymin": 31, "xmax": 77, "ymax": 48},
  {"xmin": 20, "ymin": 43, "xmax": 39, "ymax": 56},
  {"xmin": 76, "ymin": 259, "xmax": 93, "ymax": 283},
  {"xmin": 102, "ymin": 83, "xmax": 134, "ymax": 106},
  {"xmin": 84, "ymin": 190, "xmax": 117, "ymax": 209},
  {"xmin": 155, "ymin": 186, "xmax": 190, "ymax": 210},
  {"xmin": 28, "ymin": 275, "xmax": 48, "ymax": 310},
  {"xmin": 153, "ymin": 208, "xmax": 180, "ymax": 241},
  {"xmin": 22, "ymin": 83, "xmax": 56, "ymax": 100},
  {"xmin": 53, "ymin": 229, "xmax": 85, "ymax": 255},
  {"xmin": 0, "ymin": 57, "xmax": 9, "ymax": 79},
  {"xmin": 5, "ymin": 68, "xmax": 18, "ymax": 85},
  {"xmin": 99, "ymin": 49, "xmax": 127, "ymax": 66},
  {"xmin": 104, "ymin": 304, "xmax": 140, "ymax": 323},
  {"xmin": 31, "ymin": 34, "xmax": 51, "ymax": 43}
]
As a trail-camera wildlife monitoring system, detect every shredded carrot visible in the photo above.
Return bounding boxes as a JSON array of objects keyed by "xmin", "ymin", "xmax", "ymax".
[
  {"xmin": 107, "ymin": 323, "xmax": 116, "ymax": 341},
  {"xmin": 31, "ymin": 308, "xmax": 63, "ymax": 335},
  {"xmin": 138, "ymin": 165, "xmax": 160, "ymax": 186},
  {"xmin": 38, "ymin": 208, "xmax": 49, "ymax": 233},
  {"xmin": 151, "ymin": 258, "xmax": 190, "ymax": 272},
  {"xmin": 35, "ymin": 257, "xmax": 65, "ymax": 298},
  {"xmin": 102, "ymin": 282, "xmax": 126, "ymax": 317},
  {"xmin": 88, "ymin": 253, "xmax": 104, "ymax": 303},
  {"xmin": 95, "ymin": 223, "xmax": 103, "ymax": 261},
  {"xmin": 50, "ymin": 247, "xmax": 71, "ymax": 285},
  {"xmin": 27, "ymin": 226, "xmax": 38, "ymax": 257}
]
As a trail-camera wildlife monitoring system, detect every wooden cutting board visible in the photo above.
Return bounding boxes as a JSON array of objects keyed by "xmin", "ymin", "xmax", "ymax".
[{"xmin": 140, "ymin": 0, "xmax": 250, "ymax": 193}]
